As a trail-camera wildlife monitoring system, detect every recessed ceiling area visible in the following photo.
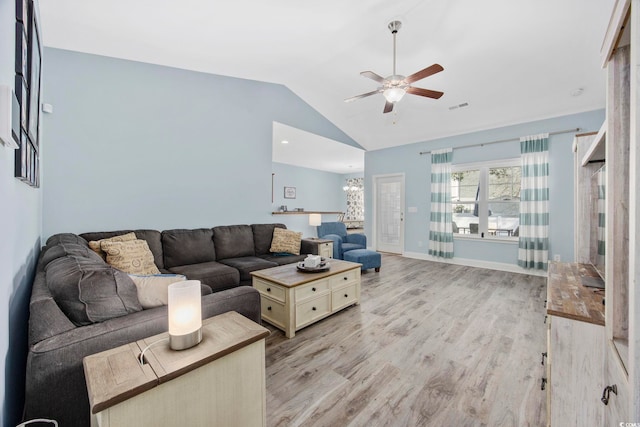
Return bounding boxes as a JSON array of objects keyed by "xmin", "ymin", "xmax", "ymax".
[
  {"xmin": 272, "ymin": 122, "xmax": 364, "ymax": 174},
  {"xmin": 40, "ymin": 0, "xmax": 616, "ymax": 151}
]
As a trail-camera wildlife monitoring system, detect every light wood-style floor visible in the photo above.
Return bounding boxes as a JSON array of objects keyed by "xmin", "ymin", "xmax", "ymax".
[{"xmin": 264, "ymin": 254, "xmax": 547, "ymax": 427}]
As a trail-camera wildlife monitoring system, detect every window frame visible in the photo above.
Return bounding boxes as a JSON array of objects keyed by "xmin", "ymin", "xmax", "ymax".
[{"xmin": 451, "ymin": 158, "xmax": 520, "ymax": 241}]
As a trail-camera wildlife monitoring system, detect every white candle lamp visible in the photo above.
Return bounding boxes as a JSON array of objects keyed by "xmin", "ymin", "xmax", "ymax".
[
  {"xmin": 168, "ymin": 280, "xmax": 202, "ymax": 350},
  {"xmin": 309, "ymin": 213, "xmax": 322, "ymax": 227}
]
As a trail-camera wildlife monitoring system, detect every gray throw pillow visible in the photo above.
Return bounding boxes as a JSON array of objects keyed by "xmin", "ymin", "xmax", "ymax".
[{"xmin": 45, "ymin": 256, "xmax": 143, "ymax": 326}]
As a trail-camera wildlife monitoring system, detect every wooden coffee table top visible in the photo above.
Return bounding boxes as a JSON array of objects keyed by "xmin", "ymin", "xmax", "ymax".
[{"xmin": 250, "ymin": 259, "xmax": 361, "ymax": 288}]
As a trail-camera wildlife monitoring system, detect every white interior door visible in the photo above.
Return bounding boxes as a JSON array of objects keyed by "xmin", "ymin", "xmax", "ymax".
[{"xmin": 374, "ymin": 174, "xmax": 404, "ymax": 254}]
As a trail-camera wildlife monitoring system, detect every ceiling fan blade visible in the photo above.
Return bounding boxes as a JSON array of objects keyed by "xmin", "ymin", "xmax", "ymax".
[
  {"xmin": 405, "ymin": 64, "xmax": 444, "ymax": 84},
  {"xmin": 383, "ymin": 101, "xmax": 394, "ymax": 114},
  {"xmin": 361, "ymin": 71, "xmax": 386, "ymax": 83},
  {"xmin": 344, "ymin": 89, "xmax": 382, "ymax": 103},
  {"xmin": 406, "ymin": 86, "xmax": 444, "ymax": 99}
]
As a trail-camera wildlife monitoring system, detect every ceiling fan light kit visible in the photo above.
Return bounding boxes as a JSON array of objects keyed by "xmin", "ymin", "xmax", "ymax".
[{"xmin": 345, "ymin": 20, "xmax": 444, "ymax": 114}]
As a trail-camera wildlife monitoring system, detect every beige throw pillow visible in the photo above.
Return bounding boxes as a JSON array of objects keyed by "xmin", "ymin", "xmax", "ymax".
[
  {"xmin": 128, "ymin": 274, "xmax": 186, "ymax": 309},
  {"xmin": 269, "ymin": 228, "xmax": 302, "ymax": 255},
  {"xmin": 88, "ymin": 232, "xmax": 137, "ymax": 260},
  {"xmin": 101, "ymin": 239, "xmax": 160, "ymax": 275}
]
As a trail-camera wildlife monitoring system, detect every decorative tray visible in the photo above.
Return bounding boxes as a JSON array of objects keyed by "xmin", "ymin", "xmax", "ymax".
[{"xmin": 296, "ymin": 261, "xmax": 330, "ymax": 273}]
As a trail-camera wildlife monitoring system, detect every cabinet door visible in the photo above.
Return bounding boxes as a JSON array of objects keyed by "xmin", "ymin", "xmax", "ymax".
[
  {"xmin": 549, "ymin": 316, "xmax": 604, "ymax": 426},
  {"xmin": 603, "ymin": 343, "xmax": 629, "ymax": 425}
]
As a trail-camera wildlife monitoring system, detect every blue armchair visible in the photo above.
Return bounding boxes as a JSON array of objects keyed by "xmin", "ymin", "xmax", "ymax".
[{"xmin": 316, "ymin": 222, "xmax": 366, "ymax": 259}]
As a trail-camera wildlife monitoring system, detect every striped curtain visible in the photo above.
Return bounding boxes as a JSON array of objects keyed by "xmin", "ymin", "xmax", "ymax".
[
  {"xmin": 518, "ymin": 134, "xmax": 549, "ymax": 270},
  {"xmin": 428, "ymin": 148, "xmax": 453, "ymax": 258}
]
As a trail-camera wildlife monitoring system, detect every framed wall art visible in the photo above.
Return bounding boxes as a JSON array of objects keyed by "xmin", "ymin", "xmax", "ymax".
[
  {"xmin": 13, "ymin": 0, "xmax": 40, "ymax": 187},
  {"xmin": 284, "ymin": 187, "xmax": 296, "ymax": 199}
]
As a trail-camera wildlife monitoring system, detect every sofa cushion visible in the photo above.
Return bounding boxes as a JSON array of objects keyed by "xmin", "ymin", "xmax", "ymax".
[
  {"xmin": 213, "ymin": 225, "xmax": 255, "ymax": 260},
  {"xmin": 162, "ymin": 228, "xmax": 215, "ymax": 268},
  {"xmin": 270, "ymin": 228, "xmax": 302, "ymax": 255},
  {"xmin": 168, "ymin": 261, "xmax": 240, "ymax": 293},
  {"xmin": 101, "ymin": 240, "xmax": 161, "ymax": 275},
  {"xmin": 128, "ymin": 273, "xmax": 187, "ymax": 309},
  {"xmin": 251, "ymin": 223, "xmax": 286, "ymax": 255},
  {"xmin": 80, "ymin": 230, "xmax": 165, "ymax": 270},
  {"xmin": 88, "ymin": 232, "xmax": 137, "ymax": 259},
  {"xmin": 218, "ymin": 257, "xmax": 278, "ymax": 282},
  {"xmin": 259, "ymin": 253, "xmax": 307, "ymax": 266},
  {"xmin": 45, "ymin": 233, "xmax": 88, "ymax": 247},
  {"xmin": 45, "ymin": 256, "xmax": 142, "ymax": 326},
  {"xmin": 41, "ymin": 242, "xmax": 104, "ymax": 267}
]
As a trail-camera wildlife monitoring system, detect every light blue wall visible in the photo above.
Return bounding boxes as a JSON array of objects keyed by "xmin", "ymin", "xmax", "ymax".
[
  {"xmin": 272, "ymin": 162, "xmax": 344, "ymax": 237},
  {"xmin": 41, "ymin": 48, "xmax": 361, "ymax": 238},
  {"xmin": 0, "ymin": 0, "xmax": 43, "ymax": 425},
  {"xmin": 365, "ymin": 109, "xmax": 606, "ymax": 265}
]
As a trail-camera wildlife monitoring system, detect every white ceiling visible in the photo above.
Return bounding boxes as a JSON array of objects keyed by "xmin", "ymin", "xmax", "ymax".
[{"xmin": 39, "ymin": 0, "xmax": 615, "ymax": 157}]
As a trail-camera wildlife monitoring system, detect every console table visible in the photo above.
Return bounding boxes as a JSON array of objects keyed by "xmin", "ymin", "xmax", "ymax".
[{"xmin": 83, "ymin": 312, "xmax": 269, "ymax": 427}]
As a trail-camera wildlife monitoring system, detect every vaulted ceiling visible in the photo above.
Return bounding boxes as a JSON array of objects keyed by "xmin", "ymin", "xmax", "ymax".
[{"xmin": 40, "ymin": 0, "xmax": 615, "ymax": 153}]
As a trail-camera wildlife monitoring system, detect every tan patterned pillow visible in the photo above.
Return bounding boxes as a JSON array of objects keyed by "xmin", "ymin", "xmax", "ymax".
[
  {"xmin": 269, "ymin": 228, "xmax": 302, "ymax": 255},
  {"xmin": 101, "ymin": 239, "xmax": 160, "ymax": 275},
  {"xmin": 88, "ymin": 232, "xmax": 137, "ymax": 260}
]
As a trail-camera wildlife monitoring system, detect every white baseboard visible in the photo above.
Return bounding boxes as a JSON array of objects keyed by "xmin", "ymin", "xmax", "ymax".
[{"xmin": 402, "ymin": 251, "xmax": 547, "ymax": 277}]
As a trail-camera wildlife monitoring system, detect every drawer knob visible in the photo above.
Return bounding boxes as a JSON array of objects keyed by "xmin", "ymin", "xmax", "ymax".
[
  {"xmin": 312, "ymin": 287, "xmax": 316, "ymax": 292},
  {"xmin": 344, "ymin": 294, "xmax": 348, "ymax": 298},
  {"xmin": 267, "ymin": 306, "xmax": 272, "ymax": 311},
  {"xmin": 267, "ymin": 287, "xmax": 271, "ymax": 292},
  {"xmin": 312, "ymin": 307, "xmax": 317, "ymax": 311},
  {"xmin": 343, "ymin": 277, "xmax": 348, "ymax": 281},
  {"xmin": 601, "ymin": 385, "xmax": 617, "ymax": 405}
]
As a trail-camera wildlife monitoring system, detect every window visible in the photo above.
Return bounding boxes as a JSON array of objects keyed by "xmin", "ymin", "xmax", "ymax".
[{"xmin": 451, "ymin": 159, "xmax": 520, "ymax": 239}]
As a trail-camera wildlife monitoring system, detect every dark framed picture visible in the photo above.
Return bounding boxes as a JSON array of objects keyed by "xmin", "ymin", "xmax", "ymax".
[
  {"xmin": 284, "ymin": 187, "xmax": 296, "ymax": 199},
  {"xmin": 15, "ymin": 75, "xmax": 27, "ymax": 130},
  {"xmin": 27, "ymin": 4, "xmax": 41, "ymax": 149},
  {"xmin": 15, "ymin": 22, "xmax": 27, "ymax": 77},
  {"xmin": 16, "ymin": 0, "xmax": 28, "ymax": 23},
  {"xmin": 15, "ymin": 130, "xmax": 28, "ymax": 180}
]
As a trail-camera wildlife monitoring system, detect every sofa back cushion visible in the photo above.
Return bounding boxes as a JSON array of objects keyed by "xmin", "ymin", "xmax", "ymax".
[
  {"xmin": 40, "ymin": 242, "xmax": 104, "ymax": 267},
  {"xmin": 213, "ymin": 225, "xmax": 255, "ymax": 260},
  {"xmin": 80, "ymin": 230, "xmax": 164, "ymax": 270},
  {"xmin": 162, "ymin": 228, "xmax": 216, "ymax": 268},
  {"xmin": 252, "ymin": 223, "xmax": 287, "ymax": 255},
  {"xmin": 45, "ymin": 233, "xmax": 88, "ymax": 247},
  {"xmin": 45, "ymin": 256, "xmax": 142, "ymax": 326}
]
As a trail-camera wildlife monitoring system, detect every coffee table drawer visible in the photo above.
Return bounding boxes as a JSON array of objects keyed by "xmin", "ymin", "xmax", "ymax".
[
  {"xmin": 261, "ymin": 296, "xmax": 286, "ymax": 328},
  {"xmin": 332, "ymin": 283, "xmax": 358, "ymax": 311},
  {"xmin": 295, "ymin": 279, "xmax": 329, "ymax": 303},
  {"xmin": 253, "ymin": 279, "xmax": 285, "ymax": 303},
  {"xmin": 329, "ymin": 268, "xmax": 359, "ymax": 287},
  {"xmin": 296, "ymin": 294, "xmax": 331, "ymax": 328}
]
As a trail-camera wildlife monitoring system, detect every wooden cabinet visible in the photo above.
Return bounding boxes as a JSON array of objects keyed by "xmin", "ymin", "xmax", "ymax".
[
  {"xmin": 83, "ymin": 312, "xmax": 270, "ymax": 427},
  {"xmin": 546, "ymin": 262, "xmax": 605, "ymax": 426},
  {"xmin": 599, "ymin": 0, "xmax": 639, "ymax": 421}
]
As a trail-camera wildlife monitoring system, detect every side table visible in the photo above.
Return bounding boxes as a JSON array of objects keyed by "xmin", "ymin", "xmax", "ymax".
[
  {"xmin": 83, "ymin": 311, "xmax": 269, "ymax": 427},
  {"xmin": 304, "ymin": 238, "xmax": 334, "ymax": 259}
]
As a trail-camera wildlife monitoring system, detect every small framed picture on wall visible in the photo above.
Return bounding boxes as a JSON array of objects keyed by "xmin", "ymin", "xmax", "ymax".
[{"xmin": 284, "ymin": 186, "xmax": 296, "ymax": 199}]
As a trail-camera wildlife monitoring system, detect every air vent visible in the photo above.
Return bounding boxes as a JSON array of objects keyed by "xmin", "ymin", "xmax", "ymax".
[{"xmin": 449, "ymin": 102, "xmax": 469, "ymax": 111}]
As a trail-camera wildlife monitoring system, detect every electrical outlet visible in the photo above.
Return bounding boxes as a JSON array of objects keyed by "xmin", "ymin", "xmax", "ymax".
[{"xmin": 554, "ymin": 254, "xmax": 561, "ymax": 262}]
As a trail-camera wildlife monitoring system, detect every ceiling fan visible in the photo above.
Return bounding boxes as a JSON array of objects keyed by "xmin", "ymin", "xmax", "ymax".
[{"xmin": 345, "ymin": 20, "xmax": 444, "ymax": 114}]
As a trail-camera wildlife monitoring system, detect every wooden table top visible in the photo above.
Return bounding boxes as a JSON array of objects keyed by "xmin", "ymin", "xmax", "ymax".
[
  {"xmin": 84, "ymin": 311, "xmax": 269, "ymax": 414},
  {"xmin": 547, "ymin": 262, "xmax": 605, "ymax": 326},
  {"xmin": 250, "ymin": 259, "xmax": 361, "ymax": 288}
]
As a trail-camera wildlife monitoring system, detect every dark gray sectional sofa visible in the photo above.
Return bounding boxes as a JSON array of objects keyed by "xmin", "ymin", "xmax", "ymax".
[{"xmin": 23, "ymin": 223, "xmax": 311, "ymax": 427}]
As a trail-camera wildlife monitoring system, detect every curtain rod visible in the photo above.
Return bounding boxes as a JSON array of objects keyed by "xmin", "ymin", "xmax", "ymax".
[{"xmin": 418, "ymin": 127, "xmax": 581, "ymax": 155}]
